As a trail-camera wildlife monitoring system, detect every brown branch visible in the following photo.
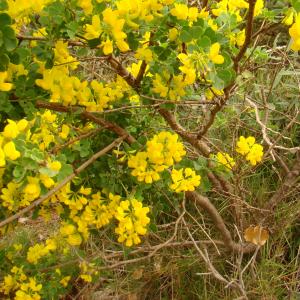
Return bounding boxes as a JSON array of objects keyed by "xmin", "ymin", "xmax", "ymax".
[
  {"xmin": 196, "ymin": 84, "xmax": 235, "ymax": 139},
  {"xmin": 234, "ymin": 0, "xmax": 257, "ymax": 70},
  {"xmin": 185, "ymin": 191, "xmax": 255, "ymax": 253},
  {"xmin": 0, "ymin": 136, "xmax": 126, "ymax": 228},
  {"xmin": 265, "ymin": 152, "xmax": 300, "ymax": 211},
  {"xmin": 16, "ymin": 34, "xmax": 85, "ymax": 47},
  {"xmin": 135, "ymin": 60, "xmax": 148, "ymax": 86},
  {"xmin": 106, "ymin": 55, "xmax": 137, "ymax": 88},
  {"xmin": 35, "ymin": 100, "xmax": 136, "ymax": 144},
  {"xmin": 51, "ymin": 128, "xmax": 102, "ymax": 154}
]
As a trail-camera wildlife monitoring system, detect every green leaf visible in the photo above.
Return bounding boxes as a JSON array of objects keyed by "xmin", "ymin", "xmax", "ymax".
[
  {"xmin": 0, "ymin": 1, "xmax": 8, "ymax": 10},
  {"xmin": 127, "ymin": 32, "xmax": 139, "ymax": 51},
  {"xmin": 0, "ymin": 53, "xmax": 9, "ymax": 71},
  {"xmin": 197, "ymin": 36, "xmax": 211, "ymax": 48},
  {"xmin": 9, "ymin": 52, "xmax": 20, "ymax": 64},
  {"xmin": 1, "ymin": 25, "xmax": 15, "ymax": 39},
  {"xmin": 2, "ymin": 26, "xmax": 17, "ymax": 51},
  {"xmin": 56, "ymin": 164, "xmax": 73, "ymax": 181},
  {"xmin": 0, "ymin": 13, "xmax": 11, "ymax": 27},
  {"xmin": 16, "ymin": 47, "xmax": 30, "ymax": 60},
  {"xmin": 291, "ymin": 0, "xmax": 300, "ymax": 12},
  {"xmin": 217, "ymin": 69, "xmax": 233, "ymax": 86},
  {"xmin": 87, "ymin": 38, "xmax": 101, "ymax": 48},
  {"xmin": 39, "ymin": 167, "xmax": 57, "ymax": 177},
  {"xmin": 179, "ymin": 30, "xmax": 193, "ymax": 43},
  {"xmin": 191, "ymin": 26, "xmax": 203, "ymax": 40},
  {"xmin": 13, "ymin": 165, "xmax": 26, "ymax": 180},
  {"xmin": 4, "ymin": 37, "xmax": 17, "ymax": 51}
]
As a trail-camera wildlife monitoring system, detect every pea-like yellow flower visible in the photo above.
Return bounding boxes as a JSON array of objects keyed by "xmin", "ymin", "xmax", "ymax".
[
  {"xmin": 84, "ymin": 15, "xmax": 102, "ymax": 40},
  {"xmin": 209, "ymin": 43, "xmax": 224, "ymax": 64},
  {"xmin": 216, "ymin": 152, "xmax": 235, "ymax": 170},
  {"xmin": 170, "ymin": 168, "xmax": 201, "ymax": 193},
  {"xmin": 0, "ymin": 72, "xmax": 13, "ymax": 92},
  {"xmin": 236, "ymin": 136, "xmax": 264, "ymax": 166},
  {"xmin": 3, "ymin": 141, "xmax": 21, "ymax": 161},
  {"xmin": 289, "ymin": 13, "xmax": 300, "ymax": 51},
  {"xmin": 115, "ymin": 198, "xmax": 150, "ymax": 247},
  {"xmin": 101, "ymin": 38, "xmax": 113, "ymax": 55},
  {"xmin": 2, "ymin": 119, "xmax": 19, "ymax": 139}
]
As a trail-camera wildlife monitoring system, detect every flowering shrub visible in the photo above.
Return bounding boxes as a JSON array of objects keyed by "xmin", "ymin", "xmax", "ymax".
[{"xmin": 0, "ymin": 0, "xmax": 298, "ymax": 298}]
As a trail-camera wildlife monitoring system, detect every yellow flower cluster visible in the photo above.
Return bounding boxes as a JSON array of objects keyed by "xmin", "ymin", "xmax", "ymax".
[
  {"xmin": 53, "ymin": 41, "xmax": 79, "ymax": 71},
  {"xmin": 170, "ymin": 3, "xmax": 198, "ymax": 22},
  {"xmin": 27, "ymin": 238, "xmax": 57, "ymax": 264},
  {"xmin": 0, "ymin": 119, "xmax": 28, "ymax": 167},
  {"xmin": 152, "ymin": 72, "xmax": 188, "ymax": 101},
  {"xmin": 115, "ymin": 198, "xmax": 150, "ymax": 247},
  {"xmin": 30, "ymin": 110, "xmax": 71, "ymax": 150},
  {"xmin": 236, "ymin": 136, "xmax": 264, "ymax": 166},
  {"xmin": 79, "ymin": 261, "xmax": 99, "ymax": 283},
  {"xmin": 212, "ymin": 0, "xmax": 264, "ymax": 22},
  {"xmin": 6, "ymin": 0, "xmax": 51, "ymax": 31},
  {"xmin": 128, "ymin": 131, "xmax": 186, "ymax": 183},
  {"xmin": 52, "ymin": 186, "xmax": 123, "ymax": 244},
  {"xmin": 84, "ymin": 7, "xmax": 130, "ymax": 53},
  {"xmin": 215, "ymin": 152, "xmax": 235, "ymax": 170},
  {"xmin": 60, "ymin": 222, "xmax": 83, "ymax": 246},
  {"xmin": 1, "ymin": 266, "xmax": 42, "ymax": 299},
  {"xmin": 36, "ymin": 64, "xmax": 128, "ymax": 111},
  {"xmin": 170, "ymin": 168, "xmax": 201, "ymax": 193},
  {"xmin": 115, "ymin": 0, "xmax": 175, "ymax": 30}
]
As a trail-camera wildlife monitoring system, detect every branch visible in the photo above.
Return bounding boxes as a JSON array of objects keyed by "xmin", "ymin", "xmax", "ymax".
[
  {"xmin": 185, "ymin": 191, "xmax": 255, "ymax": 253},
  {"xmin": 35, "ymin": 100, "xmax": 136, "ymax": 144},
  {"xmin": 16, "ymin": 35, "xmax": 85, "ymax": 47},
  {"xmin": 135, "ymin": 60, "xmax": 148, "ymax": 86},
  {"xmin": 234, "ymin": 0, "xmax": 257, "ymax": 70},
  {"xmin": 106, "ymin": 55, "xmax": 137, "ymax": 88},
  {"xmin": 0, "ymin": 136, "xmax": 126, "ymax": 228},
  {"xmin": 265, "ymin": 151, "xmax": 300, "ymax": 211}
]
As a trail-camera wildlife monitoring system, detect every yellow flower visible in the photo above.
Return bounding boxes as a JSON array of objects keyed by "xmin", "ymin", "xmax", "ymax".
[
  {"xmin": 282, "ymin": 8, "xmax": 295, "ymax": 26},
  {"xmin": 0, "ymin": 72, "xmax": 13, "ymax": 92},
  {"xmin": 289, "ymin": 13, "xmax": 300, "ymax": 51},
  {"xmin": 216, "ymin": 152, "xmax": 235, "ymax": 170},
  {"xmin": 170, "ymin": 4, "xmax": 189, "ymax": 20},
  {"xmin": 115, "ymin": 198, "xmax": 150, "ymax": 247},
  {"xmin": 67, "ymin": 233, "xmax": 82, "ymax": 246},
  {"xmin": 170, "ymin": 168, "xmax": 201, "ymax": 193},
  {"xmin": 209, "ymin": 43, "xmax": 224, "ymax": 64},
  {"xmin": 80, "ymin": 274, "xmax": 92, "ymax": 282},
  {"xmin": 236, "ymin": 136, "xmax": 264, "ymax": 166},
  {"xmin": 77, "ymin": 0, "xmax": 93, "ymax": 14},
  {"xmin": 59, "ymin": 124, "xmax": 70, "ymax": 139},
  {"xmin": 101, "ymin": 38, "xmax": 113, "ymax": 55},
  {"xmin": 3, "ymin": 141, "xmax": 21, "ymax": 160},
  {"xmin": 23, "ymin": 177, "xmax": 41, "ymax": 200},
  {"xmin": 135, "ymin": 47, "xmax": 153, "ymax": 63},
  {"xmin": 40, "ymin": 174, "xmax": 55, "ymax": 188},
  {"xmin": 84, "ymin": 15, "xmax": 102, "ymax": 40},
  {"xmin": 17, "ymin": 119, "xmax": 29, "ymax": 132},
  {"xmin": 60, "ymin": 276, "xmax": 71, "ymax": 287},
  {"xmin": 2, "ymin": 119, "xmax": 19, "ymax": 139},
  {"xmin": 115, "ymin": 39, "xmax": 130, "ymax": 52},
  {"xmin": 168, "ymin": 28, "xmax": 178, "ymax": 41},
  {"xmin": 236, "ymin": 136, "xmax": 255, "ymax": 155},
  {"xmin": 49, "ymin": 160, "xmax": 62, "ymax": 171}
]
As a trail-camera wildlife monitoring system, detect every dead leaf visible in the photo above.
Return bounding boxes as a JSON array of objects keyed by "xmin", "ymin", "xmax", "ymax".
[
  {"xmin": 132, "ymin": 268, "xmax": 144, "ymax": 280},
  {"xmin": 244, "ymin": 225, "xmax": 269, "ymax": 246}
]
